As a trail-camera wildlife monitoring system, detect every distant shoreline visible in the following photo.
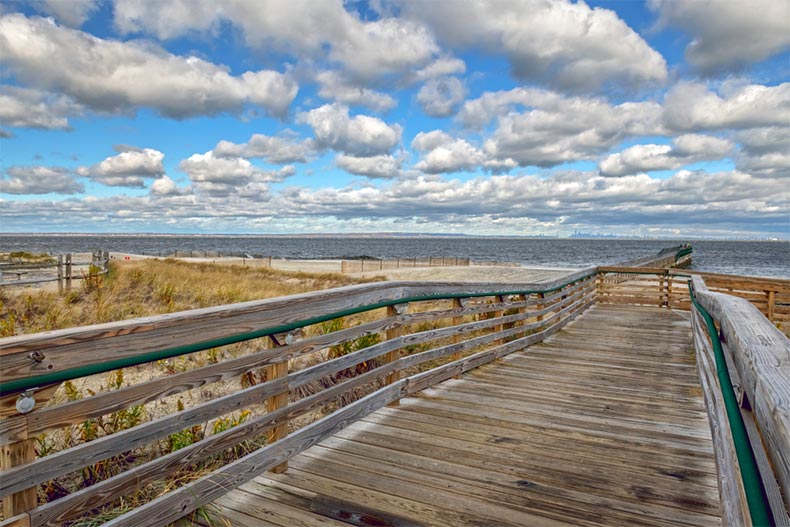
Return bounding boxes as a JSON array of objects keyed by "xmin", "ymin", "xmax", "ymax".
[{"xmin": 0, "ymin": 232, "xmax": 786, "ymax": 242}]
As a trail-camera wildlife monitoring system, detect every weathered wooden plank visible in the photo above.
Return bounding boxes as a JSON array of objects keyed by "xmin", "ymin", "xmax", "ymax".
[
  {"xmin": 0, "ymin": 315, "xmax": 405, "ymax": 444},
  {"xmin": 1, "ymin": 438, "xmax": 36, "ymax": 518},
  {"xmin": 0, "ymin": 513, "xmax": 30, "ymax": 527},
  {"xmin": 0, "ymin": 376, "xmax": 288, "ymax": 498},
  {"xmin": 312, "ymin": 439, "xmax": 716, "ymax": 527},
  {"xmin": 691, "ymin": 306, "xmax": 751, "ymax": 527},
  {"xmin": 101, "ymin": 383, "xmax": 403, "ymax": 527},
  {"xmin": 696, "ymin": 288, "xmax": 790, "ymax": 505},
  {"xmin": 265, "ymin": 336, "xmax": 289, "ymax": 474},
  {"xmin": 28, "ymin": 362, "xmax": 401, "ymax": 526},
  {"xmin": 384, "ymin": 304, "xmax": 403, "ymax": 406}
]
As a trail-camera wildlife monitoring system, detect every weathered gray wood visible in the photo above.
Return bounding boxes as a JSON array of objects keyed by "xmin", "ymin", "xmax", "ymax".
[
  {"xmin": 287, "ymin": 291, "xmax": 585, "ymax": 391},
  {"xmin": 691, "ymin": 306, "xmax": 751, "ymax": 527},
  {"xmin": 696, "ymin": 288, "xmax": 790, "ymax": 510},
  {"xmin": 28, "ymin": 361, "xmax": 400, "ymax": 526},
  {"xmin": 0, "ymin": 275, "xmax": 596, "ymax": 386},
  {"xmin": 101, "ymin": 383, "xmax": 403, "ymax": 527},
  {"xmin": 404, "ymin": 292, "xmax": 594, "ymax": 395},
  {"xmin": 0, "ymin": 376, "xmax": 287, "ymax": 498},
  {"xmin": 0, "ymin": 313, "xmax": 406, "ymax": 444}
]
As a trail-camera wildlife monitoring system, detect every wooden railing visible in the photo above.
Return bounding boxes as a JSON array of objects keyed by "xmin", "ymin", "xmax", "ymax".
[
  {"xmin": 0, "ymin": 269, "xmax": 597, "ymax": 527},
  {"xmin": 598, "ymin": 267, "xmax": 789, "ymax": 327},
  {"xmin": 689, "ymin": 276, "xmax": 790, "ymax": 527}
]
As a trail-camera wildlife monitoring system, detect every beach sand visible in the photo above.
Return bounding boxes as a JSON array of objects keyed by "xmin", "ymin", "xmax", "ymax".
[{"xmin": 110, "ymin": 253, "xmax": 577, "ymax": 283}]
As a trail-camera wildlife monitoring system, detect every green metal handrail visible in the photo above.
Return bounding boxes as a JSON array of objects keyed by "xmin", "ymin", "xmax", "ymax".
[
  {"xmin": 0, "ymin": 271, "xmax": 596, "ymax": 397},
  {"xmin": 689, "ymin": 282, "xmax": 772, "ymax": 527}
]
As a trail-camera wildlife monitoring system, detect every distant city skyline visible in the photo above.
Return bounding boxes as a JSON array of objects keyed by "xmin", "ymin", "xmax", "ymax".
[{"xmin": 0, "ymin": 1, "xmax": 788, "ymax": 238}]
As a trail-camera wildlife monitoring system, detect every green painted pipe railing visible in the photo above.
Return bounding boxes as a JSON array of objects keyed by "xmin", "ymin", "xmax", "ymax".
[
  {"xmin": 689, "ymin": 282, "xmax": 773, "ymax": 527},
  {"xmin": 0, "ymin": 271, "xmax": 596, "ymax": 397}
]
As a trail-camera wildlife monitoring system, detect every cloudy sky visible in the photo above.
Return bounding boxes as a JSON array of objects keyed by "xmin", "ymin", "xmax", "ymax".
[{"xmin": 0, "ymin": 0, "xmax": 788, "ymax": 237}]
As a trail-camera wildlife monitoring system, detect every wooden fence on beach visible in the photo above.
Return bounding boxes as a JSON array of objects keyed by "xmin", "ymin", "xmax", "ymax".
[
  {"xmin": 340, "ymin": 257, "xmax": 471, "ymax": 273},
  {"xmin": 0, "ymin": 250, "xmax": 109, "ymax": 291}
]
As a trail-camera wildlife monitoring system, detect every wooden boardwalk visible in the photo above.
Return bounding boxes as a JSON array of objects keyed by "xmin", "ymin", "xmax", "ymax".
[{"xmin": 196, "ymin": 304, "xmax": 721, "ymax": 527}]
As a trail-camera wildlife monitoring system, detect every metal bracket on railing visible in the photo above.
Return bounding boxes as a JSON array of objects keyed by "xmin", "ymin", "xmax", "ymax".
[
  {"xmin": 391, "ymin": 303, "xmax": 408, "ymax": 315},
  {"xmin": 16, "ymin": 389, "xmax": 37, "ymax": 414},
  {"xmin": 271, "ymin": 329, "xmax": 302, "ymax": 346}
]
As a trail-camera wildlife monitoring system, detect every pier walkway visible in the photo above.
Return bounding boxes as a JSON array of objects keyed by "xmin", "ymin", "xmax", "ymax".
[
  {"xmin": 196, "ymin": 305, "xmax": 720, "ymax": 527},
  {"xmin": 2, "ymin": 245, "xmax": 788, "ymax": 527}
]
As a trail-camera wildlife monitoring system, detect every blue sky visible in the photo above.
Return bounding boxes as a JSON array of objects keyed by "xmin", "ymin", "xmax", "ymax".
[{"xmin": 0, "ymin": 0, "xmax": 788, "ymax": 238}]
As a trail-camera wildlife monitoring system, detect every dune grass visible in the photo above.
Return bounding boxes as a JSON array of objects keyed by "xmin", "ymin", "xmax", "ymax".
[{"xmin": 0, "ymin": 258, "xmax": 381, "ymax": 337}]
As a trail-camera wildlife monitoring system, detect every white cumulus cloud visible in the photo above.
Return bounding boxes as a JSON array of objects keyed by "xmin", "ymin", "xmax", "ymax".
[
  {"xmin": 180, "ymin": 151, "xmax": 296, "ymax": 196},
  {"xmin": 0, "ymin": 13, "xmax": 298, "ymax": 119},
  {"xmin": 213, "ymin": 134, "xmax": 316, "ymax": 164},
  {"xmin": 417, "ymin": 77, "xmax": 466, "ymax": 117},
  {"xmin": 76, "ymin": 146, "xmax": 165, "ymax": 187},
  {"xmin": 336, "ymin": 154, "xmax": 401, "ymax": 179},
  {"xmin": 315, "ymin": 71, "xmax": 397, "ymax": 112},
  {"xmin": 0, "ymin": 166, "xmax": 84, "ymax": 194},
  {"xmin": 649, "ymin": 0, "xmax": 790, "ymax": 73},
  {"xmin": 0, "ymin": 86, "xmax": 83, "ymax": 130},
  {"xmin": 599, "ymin": 134, "xmax": 733, "ymax": 177},
  {"xmin": 297, "ymin": 104, "xmax": 402, "ymax": 157},
  {"xmin": 401, "ymin": 0, "xmax": 667, "ymax": 91}
]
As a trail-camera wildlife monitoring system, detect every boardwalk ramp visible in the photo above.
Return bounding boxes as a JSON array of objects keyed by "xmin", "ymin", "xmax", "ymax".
[{"xmin": 198, "ymin": 305, "xmax": 719, "ymax": 527}]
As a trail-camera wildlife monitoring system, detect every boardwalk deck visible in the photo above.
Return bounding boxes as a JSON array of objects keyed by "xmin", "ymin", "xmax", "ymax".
[{"xmin": 193, "ymin": 304, "xmax": 721, "ymax": 527}]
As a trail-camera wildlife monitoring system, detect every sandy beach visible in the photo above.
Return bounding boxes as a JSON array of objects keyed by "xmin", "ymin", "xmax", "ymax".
[{"xmin": 109, "ymin": 252, "xmax": 577, "ymax": 284}]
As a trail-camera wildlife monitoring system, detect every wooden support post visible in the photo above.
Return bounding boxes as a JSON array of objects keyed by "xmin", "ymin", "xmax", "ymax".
[
  {"xmin": 658, "ymin": 271, "xmax": 667, "ymax": 308},
  {"xmin": 667, "ymin": 274, "xmax": 674, "ymax": 308},
  {"xmin": 517, "ymin": 294, "xmax": 528, "ymax": 331},
  {"xmin": 767, "ymin": 290, "xmax": 775, "ymax": 322},
  {"xmin": 385, "ymin": 304, "xmax": 406, "ymax": 405},
  {"xmin": 494, "ymin": 295, "xmax": 505, "ymax": 346},
  {"xmin": 536, "ymin": 292, "xmax": 545, "ymax": 329},
  {"xmin": 451, "ymin": 298, "xmax": 464, "ymax": 379},
  {"xmin": 57, "ymin": 254, "xmax": 64, "ymax": 294},
  {"xmin": 2, "ymin": 437, "xmax": 36, "ymax": 519},
  {"xmin": 65, "ymin": 253, "xmax": 72, "ymax": 292},
  {"xmin": 264, "ymin": 334, "xmax": 290, "ymax": 473}
]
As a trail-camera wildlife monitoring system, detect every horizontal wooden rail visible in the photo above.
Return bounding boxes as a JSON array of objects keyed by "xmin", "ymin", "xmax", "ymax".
[
  {"xmin": 690, "ymin": 276, "xmax": 790, "ymax": 526},
  {"xmin": 597, "ymin": 267, "xmax": 788, "ymax": 324},
  {"xmin": 0, "ymin": 269, "xmax": 595, "ymax": 526}
]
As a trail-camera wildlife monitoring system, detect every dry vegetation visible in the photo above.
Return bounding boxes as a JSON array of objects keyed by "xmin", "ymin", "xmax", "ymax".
[
  {"xmin": 0, "ymin": 259, "xmax": 387, "ymax": 526},
  {"xmin": 0, "ymin": 258, "xmax": 380, "ymax": 336},
  {"xmin": 0, "ymin": 259, "xmax": 505, "ymax": 526}
]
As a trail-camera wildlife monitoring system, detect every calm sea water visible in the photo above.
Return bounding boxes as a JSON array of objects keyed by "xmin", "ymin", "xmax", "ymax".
[{"xmin": 0, "ymin": 234, "xmax": 787, "ymax": 279}]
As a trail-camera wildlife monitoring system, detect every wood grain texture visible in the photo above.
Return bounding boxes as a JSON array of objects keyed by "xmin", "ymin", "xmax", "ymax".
[
  {"xmin": 28, "ymin": 361, "xmax": 401, "ymax": 526},
  {"xmin": 265, "ymin": 335, "xmax": 290, "ymax": 474},
  {"xmin": 696, "ymin": 288, "xmax": 790, "ymax": 511},
  {"xmin": 0, "ymin": 374, "xmax": 289, "ymax": 498},
  {"xmin": 1, "ymin": 275, "xmax": 599, "ymax": 387},
  {"xmin": 691, "ymin": 306, "xmax": 751, "ymax": 527},
  {"xmin": 101, "ymin": 383, "xmax": 403, "ymax": 527},
  {"xmin": 191, "ymin": 304, "xmax": 719, "ymax": 527}
]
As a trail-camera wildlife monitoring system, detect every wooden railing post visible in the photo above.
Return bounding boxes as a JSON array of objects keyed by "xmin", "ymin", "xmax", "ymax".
[
  {"xmin": 57, "ymin": 254, "xmax": 64, "ymax": 294},
  {"xmin": 494, "ymin": 295, "xmax": 505, "ymax": 345},
  {"xmin": 667, "ymin": 273, "xmax": 674, "ymax": 308},
  {"xmin": 766, "ymin": 290, "xmax": 775, "ymax": 323},
  {"xmin": 451, "ymin": 298, "xmax": 464, "ymax": 379},
  {"xmin": 265, "ymin": 332, "xmax": 291, "ymax": 473},
  {"xmin": 659, "ymin": 270, "xmax": 668, "ymax": 308},
  {"xmin": 385, "ymin": 304, "xmax": 406, "ymax": 405},
  {"xmin": 2, "ymin": 434, "xmax": 36, "ymax": 519},
  {"xmin": 536, "ymin": 292, "xmax": 545, "ymax": 329},
  {"xmin": 65, "ymin": 253, "xmax": 72, "ymax": 292}
]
